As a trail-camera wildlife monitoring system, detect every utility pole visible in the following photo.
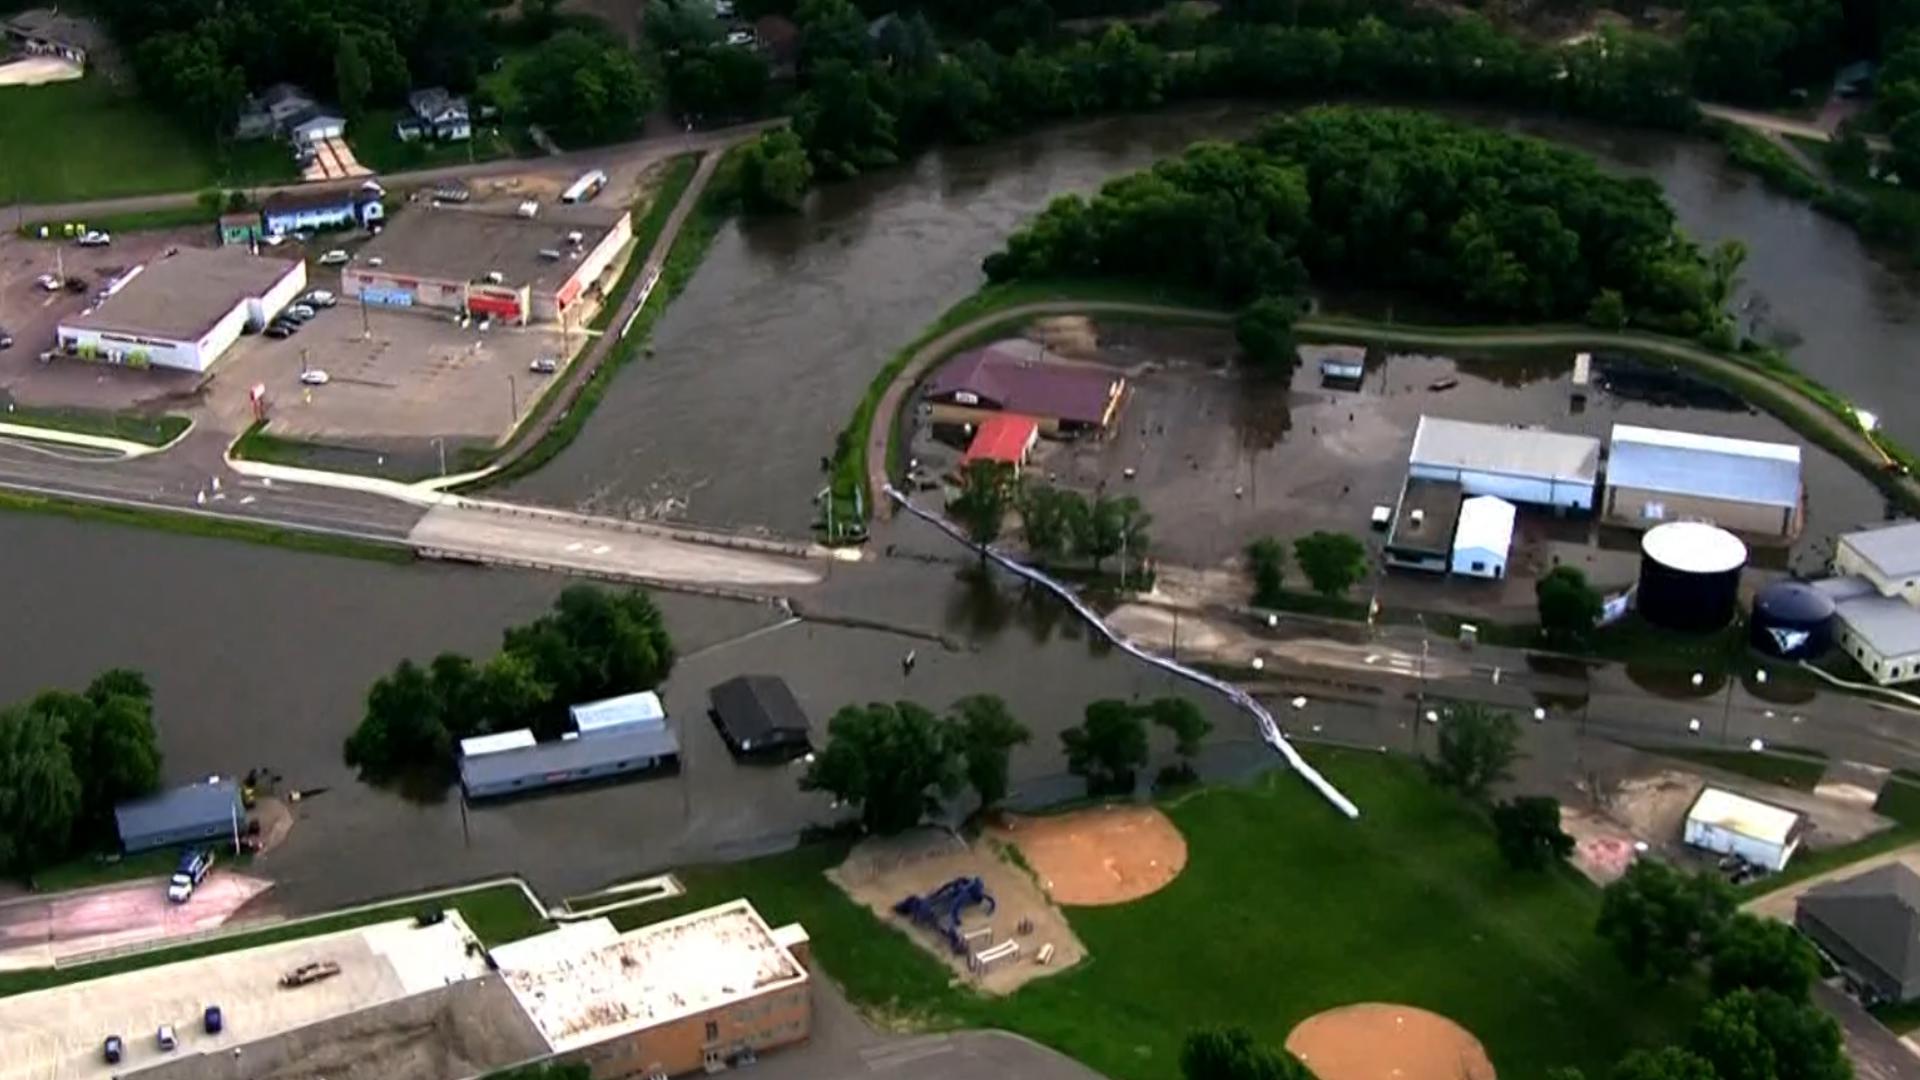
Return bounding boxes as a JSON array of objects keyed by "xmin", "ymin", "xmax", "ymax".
[
  {"xmin": 433, "ymin": 436, "xmax": 446, "ymax": 478},
  {"xmin": 507, "ymin": 373, "xmax": 518, "ymax": 422}
]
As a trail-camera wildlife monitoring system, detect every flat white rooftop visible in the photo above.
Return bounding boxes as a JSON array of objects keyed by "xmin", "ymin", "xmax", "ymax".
[
  {"xmin": 493, "ymin": 899, "xmax": 807, "ymax": 1053},
  {"xmin": 1687, "ymin": 786, "xmax": 1801, "ymax": 846},
  {"xmin": 1410, "ymin": 415, "xmax": 1601, "ymax": 485}
]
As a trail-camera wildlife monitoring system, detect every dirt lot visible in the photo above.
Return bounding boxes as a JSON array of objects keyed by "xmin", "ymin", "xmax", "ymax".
[
  {"xmin": 1286, "ymin": 1003, "xmax": 1496, "ymax": 1080},
  {"xmin": 0, "ymin": 870, "xmax": 274, "ymax": 971},
  {"xmin": 829, "ymin": 828, "xmax": 1084, "ymax": 996},
  {"xmin": 991, "ymin": 806, "xmax": 1187, "ymax": 906},
  {"xmin": 0, "ymin": 229, "xmax": 212, "ymax": 412},
  {"xmin": 0, "ymin": 915, "xmax": 489, "ymax": 1080}
]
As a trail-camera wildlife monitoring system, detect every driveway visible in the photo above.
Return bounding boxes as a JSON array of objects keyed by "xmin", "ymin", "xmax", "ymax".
[{"xmin": 1743, "ymin": 843, "xmax": 1920, "ymax": 922}]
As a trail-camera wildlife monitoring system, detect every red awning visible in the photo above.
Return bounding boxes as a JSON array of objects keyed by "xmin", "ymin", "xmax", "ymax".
[{"xmin": 962, "ymin": 413, "xmax": 1039, "ymax": 468}]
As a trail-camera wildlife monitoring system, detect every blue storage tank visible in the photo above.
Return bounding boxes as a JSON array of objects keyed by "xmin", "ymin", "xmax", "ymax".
[{"xmin": 1750, "ymin": 580, "xmax": 1835, "ymax": 659}]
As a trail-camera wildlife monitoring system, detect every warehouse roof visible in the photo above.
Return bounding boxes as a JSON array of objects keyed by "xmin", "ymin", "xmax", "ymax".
[
  {"xmin": 708, "ymin": 675, "xmax": 813, "ymax": 755},
  {"xmin": 1453, "ymin": 495, "xmax": 1516, "ymax": 557},
  {"xmin": 1841, "ymin": 521, "xmax": 1920, "ymax": 581},
  {"xmin": 352, "ymin": 203, "xmax": 627, "ymax": 294},
  {"xmin": 115, "ymin": 778, "xmax": 239, "ymax": 843},
  {"xmin": 1687, "ymin": 786, "xmax": 1800, "ymax": 846},
  {"xmin": 926, "ymin": 342, "xmax": 1125, "ymax": 427},
  {"xmin": 494, "ymin": 901, "xmax": 807, "ymax": 1053},
  {"xmin": 65, "ymin": 249, "xmax": 300, "ymax": 341},
  {"xmin": 458, "ymin": 724, "xmax": 679, "ymax": 791},
  {"xmin": 1410, "ymin": 416, "xmax": 1600, "ymax": 485},
  {"xmin": 1607, "ymin": 424, "xmax": 1802, "ymax": 508},
  {"xmin": 459, "ymin": 728, "xmax": 537, "ymax": 757},
  {"xmin": 1831, "ymin": 588, "xmax": 1920, "ymax": 658},
  {"xmin": 569, "ymin": 690, "xmax": 666, "ymax": 735},
  {"xmin": 1387, "ymin": 476, "xmax": 1463, "ymax": 559},
  {"xmin": 1798, "ymin": 864, "xmax": 1920, "ymax": 990}
]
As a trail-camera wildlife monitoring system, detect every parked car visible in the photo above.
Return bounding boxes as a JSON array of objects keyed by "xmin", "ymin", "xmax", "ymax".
[
  {"xmin": 156, "ymin": 1024, "xmax": 177, "ymax": 1051},
  {"xmin": 0, "ymin": 328, "xmax": 13, "ymax": 350},
  {"xmin": 77, "ymin": 230, "xmax": 111, "ymax": 247},
  {"xmin": 299, "ymin": 369, "xmax": 330, "ymax": 386},
  {"xmin": 264, "ymin": 323, "xmax": 295, "ymax": 339},
  {"xmin": 103, "ymin": 1036, "xmax": 123, "ymax": 1064},
  {"xmin": 203, "ymin": 1005, "xmax": 223, "ymax": 1034},
  {"xmin": 283, "ymin": 304, "xmax": 316, "ymax": 322},
  {"xmin": 35, "ymin": 273, "xmax": 61, "ymax": 291},
  {"xmin": 261, "ymin": 233, "xmax": 287, "ymax": 247},
  {"xmin": 529, "ymin": 357, "xmax": 558, "ymax": 374},
  {"xmin": 317, "ymin": 249, "xmax": 349, "ymax": 266},
  {"xmin": 302, "ymin": 289, "xmax": 337, "ymax": 308},
  {"xmin": 476, "ymin": 316, "xmax": 492, "ymax": 333}
]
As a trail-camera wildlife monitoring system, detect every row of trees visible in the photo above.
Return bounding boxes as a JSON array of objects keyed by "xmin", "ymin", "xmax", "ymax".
[
  {"xmin": 948, "ymin": 462, "xmax": 1154, "ymax": 579},
  {"xmin": 343, "ymin": 585, "xmax": 675, "ymax": 783},
  {"xmin": 799, "ymin": 692, "xmax": 1211, "ymax": 833},
  {"xmin": 985, "ymin": 107, "xmax": 1736, "ymax": 338},
  {"xmin": 0, "ymin": 671, "xmax": 163, "ymax": 876},
  {"xmin": 1245, "ymin": 531, "xmax": 1369, "ymax": 604}
]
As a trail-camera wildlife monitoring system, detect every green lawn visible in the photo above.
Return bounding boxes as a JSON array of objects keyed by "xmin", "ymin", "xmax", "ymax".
[
  {"xmin": 623, "ymin": 752, "xmax": 1693, "ymax": 1078},
  {"xmin": 349, "ymin": 108, "xmax": 513, "ymax": 174},
  {"xmin": 0, "ymin": 488, "xmax": 412, "ymax": 564},
  {"xmin": 0, "ymin": 76, "xmax": 294, "ymax": 203},
  {"xmin": 0, "ymin": 882, "xmax": 545, "ymax": 997},
  {"xmin": 0, "ymin": 403, "xmax": 190, "ymax": 447},
  {"xmin": 1642, "ymin": 746, "xmax": 1830, "ymax": 791}
]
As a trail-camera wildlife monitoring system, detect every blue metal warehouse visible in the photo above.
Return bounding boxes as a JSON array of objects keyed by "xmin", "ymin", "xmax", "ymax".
[
  {"xmin": 459, "ymin": 725, "xmax": 680, "ymax": 800},
  {"xmin": 115, "ymin": 778, "xmax": 242, "ymax": 853}
]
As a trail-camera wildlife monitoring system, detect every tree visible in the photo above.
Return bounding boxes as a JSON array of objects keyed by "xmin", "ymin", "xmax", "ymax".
[
  {"xmin": 0, "ymin": 706, "xmax": 82, "ymax": 874},
  {"xmin": 501, "ymin": 585, "xmax": 675, "ymax": 735},
  {"xmin": 1586, "ymin": 288, "xmax": 1629, "ymax": 330},
  {"xmin": 796, "ymin": 0, "xmax": 870, "ymax": 73},
  {"xmin": 1076, "ymin": 494, "xmax": 1149, "ymax": 574},
  {"xmin": 1430, "ymin": 703, "xmax": 1520, "ymax": 800},
  {"xmin": 64, "ymin": 671, "xmax": 163, "ymax": 839},
  {"xmin": 1235, "ymin": 297, "xmax": 1300, "ymax": 371},
  {"xmin": 356, "ymin": 29, "xmax": 413, "ymax": 104},
  {"xmin": 334, "ymin": 32, "xmax": 373, "ymax": 118},
  {"xmin": 949, "ymin": 694, "xmax": 1030, "ymax": 812},
  {"xmin": 1020, "ymin": 484, "xmax": 1083, "ymax": 564},
  {"xmin": 1180, "ymin": 1027, "xmax": 1314, "ymax": 1080},
  {"xmin": 1292, "ymin": 531, "xmax": 1367, "ymax": 597},
  {"xmin": 345, "ymin": 659, "xmax": 452, "ymax": 781},
  {"xmin": 1061, "ymin": 699, "xmax": 1149, "ymax": 796},
  {"xmin": 1691, "ymin": 988, "xmax": 1849, "ymax": 1080},
  {"xmin": 1598, "ymin": 859, "xmax": 1736, "ymax": 980},
  {"xmin": 794, "ymin": 61, "xmax": 899, "ymax": 178},
  {"xmin": 739, "ymin": 130, "xmax": 814, "ymax": 212},
  {"xmin": 1491, "ymin": 796, "xmax": 1573, "ymax": 870},
  {"xmin": 1144, "ymin": 697, "xmax": 1212, "ymax": 760},
  {"xmin": 646, "ymin": 0, "xmax": 720, "ymax": 53},
  {"xmin": 1609, "ymin": 1047, "xmax": 1718, "ymax": 1080},
  {"xmin": 1707, "ymin": 913, "xmax": 1818, "ymax": 1001},
  {"xmin": 514, "ymin": 31, "xmax": 656, "ymax": 147},
  {"xmin": 1246, "ymin": 536, "xmax": 1286, "ymax": 607},
  {"xmin": 1536, "ymin": 565, "xmax": 1604, "ymax": 644},
  {"xmin": 668, "ymin": 43, "xmax": 772, "ymax": 121},
  {"xmin": 949, "ymin": 459, "xmax": 1015, "ymax": 553},
  {"xmin": 802, "ymin": 702, "xmax": 960, "ymax": 834}
]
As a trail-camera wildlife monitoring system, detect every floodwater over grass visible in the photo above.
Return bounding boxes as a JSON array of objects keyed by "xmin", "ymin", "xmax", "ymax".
[{"xmin": 629, "ymin": 750, "xmax": 1694, "ymax": 1080}]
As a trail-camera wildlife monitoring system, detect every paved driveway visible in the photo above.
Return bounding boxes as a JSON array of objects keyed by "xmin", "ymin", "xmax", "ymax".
[{"xmin": 1744, "ymin": 843, "xmax": 1920, "ymax": 922}]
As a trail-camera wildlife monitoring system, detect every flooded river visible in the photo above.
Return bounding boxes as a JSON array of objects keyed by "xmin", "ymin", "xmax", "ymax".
[{"xmin": 511, "ymin": 103, "xmax": 1920, "ymax": 536}]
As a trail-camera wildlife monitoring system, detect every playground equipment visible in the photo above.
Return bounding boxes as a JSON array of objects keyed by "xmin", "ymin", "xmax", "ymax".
[
  {"xmin": 893, "ymin": 876, "xmax": 996, "ymax": 954},
  {"xmin": 970, "ymin": 939, "xmax": 1021, "ymax": 975}
]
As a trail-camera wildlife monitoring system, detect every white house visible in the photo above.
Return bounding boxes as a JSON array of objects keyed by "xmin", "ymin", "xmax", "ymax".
[
  {"xmin": 1408, "ymin": 415, "xmax": 1601, "ymax": 511},
  {"xmin": 1450, "ymin": 495, "xmax": 1516, "ymax": 579},
  {"xmin": 404, "ymin": 86, "xmax": 472, "ymax": 141},
  {"xmin": 1684, "ymin": 786, "xmax": 1802, "ymax": 872},
  {"xmin": 291, "ymin": 111, "xmax": 346, "ymax": 146}
]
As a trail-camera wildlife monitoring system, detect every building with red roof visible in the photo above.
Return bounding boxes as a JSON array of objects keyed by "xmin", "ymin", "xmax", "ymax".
[{"xmin": 960, "ymin": 414, "xmax": 1039, "ymax": 475}]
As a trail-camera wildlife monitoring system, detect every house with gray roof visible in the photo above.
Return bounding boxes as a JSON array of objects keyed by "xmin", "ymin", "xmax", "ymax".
[
  {"xmin": 115, "ymin": 779, "xmax": 242, "ymax": 853},
  {"xmin": 922, "ymin": 341, "xmax": 1126, "ymax": 435},
  {"xmin": 1797, "ymin": 863, "xmax": 1920, "ymax": 1003}
]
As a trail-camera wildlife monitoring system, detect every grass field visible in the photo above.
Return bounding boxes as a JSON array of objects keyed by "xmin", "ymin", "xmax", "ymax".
[
  {"xmin": 624, "ymin": 751, "xmax": 1693, "ymax": 1078},
  {"xmin": 0, "ymin": 489, "xmax": 412, "ymax": 564},
  {"xmin": 0, "ymin": 403, "xmax": 190, "ymax": 447},
  {"xmin": 0, "ymin": 76, "xmax": 294, "ymax": 203}
]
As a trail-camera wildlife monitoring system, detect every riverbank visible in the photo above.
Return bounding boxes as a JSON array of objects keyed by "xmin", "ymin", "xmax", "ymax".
[{"xmin": 0, "ymin": 488, "xmax": 411, "ymax": 564}]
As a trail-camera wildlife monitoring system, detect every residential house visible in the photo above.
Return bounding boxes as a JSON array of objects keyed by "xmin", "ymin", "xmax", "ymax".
[
  {"xmin": 234, "ymin": 83, "xmax": 327, "ymax": 142},
  {"xmin": 217, "ymin": 211, "xmax": 263, "ymax": 247},
  {"xmin": 3, "ymin": 8, "xmax": 97, "ymax": 68},
  {"xmin": 1797, "ymin": 863, "xmax": 1920, "ymax": 1003},
  {"xmin": 261, "ymin": 189, "xmax": 383, "ymax": 236},
  {"xmin": 403, "ymin": 86, "xmax": 472, "ymax": 142}
]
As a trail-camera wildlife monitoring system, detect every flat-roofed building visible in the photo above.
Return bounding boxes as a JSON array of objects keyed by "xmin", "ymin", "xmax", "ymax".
[
  {"xmin": 1385, "ymin": 476, "xmax": 1463, "ymax": 573},
  {"xmin": 493, "ymin": 900, "xmax": 812, "ymax": 1078},
  {"xmin": 1603, "ymin": 424, "xmax": 1804, "ymax": 539},
  {"xmin": 1451, "ymin": 495, "xmax": 1516, "ymax": 579},
  {"xmin": 1408, "ymin": 416, "xmax": 1600, "ymax": 511},
  {"xmin": 570, "ymin": 690, "xmax": 667, "ymax": 737},
  {"xmin": 459, "ymin": 728, "xmax": 538, "ymax": 757},
  {"xmin": 1683, "ymin": 786, "xmax": 1803, "ymax": 872},
  {"xmin": 1835, "ymin": 521, "xmax": 1920, "ymax": 606},
  {"xmin": 1818, "ymin": 576, "xmax": 1920, "ymax": 685},
  {"xmin": 56, "ymin": 249, "xmax": 305, "ymax": 372},
  {"xmin": 459, "ymin": 724, "xmax": 680, "ymax": 800},
  {"xmin": 115, "ymin": 778, "xmax": 242, "ymax": 853}
]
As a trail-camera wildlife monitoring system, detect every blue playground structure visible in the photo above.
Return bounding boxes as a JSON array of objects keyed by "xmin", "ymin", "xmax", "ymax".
[{"xmin": 893, "ymin": 876, "xmax": 996, "ymax": 954}]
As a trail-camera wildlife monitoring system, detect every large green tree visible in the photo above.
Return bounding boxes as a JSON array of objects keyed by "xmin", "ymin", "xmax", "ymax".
[
  {"xmin": 1609, "ymin": 1046, "xmax": 1719, "ymax": 1080},
  {"xmin": 1537, "ymin": 565, "xmax": 1604, "ymax": 644},
  {"xmin": 795, "ymin": 61, "xmax": 900, "ymax": 178},
  {"xmin": 1491, "ymin": 795, "xmax": 1573, "ymax": 870},
  {"xmin": 1707, "ymin": 913, "xmax": 1819, "ymax": 1001},
  {"xmin": 1062, "ymin": 699, "xmax": 1149, "ymax": 796},
  {"xmin": 1598, "ymin": 859, "xmax": 1736, "ymax": 980},
  {"xmin": 949, "ymin": 459, "xmax": 1015, "ymax": 553},
  {"xmin": 1292, "ymin": 531, "xmax": 1367, "ymax": 598},
  {"xmin": 514, "ymin": 30, "xmax": 656, "ymax": 147},
  {"xmin": 1019, "ymin": 484, "xmax": 1084, "ymax": 564},
  {"xmin": 949, "ymin": 694, "xmax": 1030, "ymax": 812},
  {"xmin": 0, "ymin": 707, "xmax": 82, "ymax": 874},
  {"xmin": 1431, "ymin": 703, "xmax": 1521, "ymax": 800},
  {"xmin": 1180, "ymin": 1027, "xmax": 1313, "ymax": 1080},
  {"xmin": 802, "ymin": 702, "xmax": 961, "ymax": 834},
  {"xmin": 1235, "ymin": 297, "xmax": 1301, "ymax": 371},
  {"xmin": 1246, "ymin": 537, "xmax": 1286, "ymax": 607},
  {"xmin": 501, "ymin": 585, "xmax": 675, "ymax": 734},
  {"xmin": 1144, "ymin": 697, "xmax": 1212, "ymax": 761},
  {"xmin": 739, "ymin": 130, "xmax": 815, "ymax": 213},
  {"xmin": 1690, "ymin": 988, "xmax": 1849, "ymax": 1080}
]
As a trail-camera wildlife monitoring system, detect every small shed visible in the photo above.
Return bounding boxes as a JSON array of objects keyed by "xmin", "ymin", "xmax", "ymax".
[
  {"xmin": 459, "ymin": 728, "xmax": 538, "ymax": 757},
  {"xmin": 115, "ymin": 779, "xmax": 241, "ymax": 853},
  {"xmin": 960, "ymin": 413, "xmax": 1039, "ymax": 474},
  {"xmin": 217, "ymin": 212, "xmax": 261, "ymax": 247},
  {"xmin": 1450, "ymin": 495, "xmax": 1515, "ymax": 579},
  {"xmin": 1683, "ymin": 786, "xmax": 1802, "ymax": 872},
  {"xmin": 569, "ymin": 690, "xmax": 667, "ymax": 737},
  {"xmin": 1305, "ymin": 344, "xmax": 1366, "ymax": 385},
  {"xmin": 709, "ymin": 675, "xmax": 814, "ymax": 759}
]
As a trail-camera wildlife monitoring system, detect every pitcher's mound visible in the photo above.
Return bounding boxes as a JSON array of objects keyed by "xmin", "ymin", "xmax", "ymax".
[
  {"xmin": 993, "ymin": 805, "xmax": 1187, "ymax": 905},
  {"xmin": 1286, "ymin": 1003, "xmax": 1495, "ymax": 1080}
]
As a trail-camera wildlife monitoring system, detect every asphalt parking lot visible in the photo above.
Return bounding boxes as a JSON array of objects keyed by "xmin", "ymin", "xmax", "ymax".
[
  {"xmin": 222, "ymin": 303, "xmax": 575, "ymax": 453},
  {"xmin": 0, "ymin": 916, "xmax": 487, "ymax": 1080}
]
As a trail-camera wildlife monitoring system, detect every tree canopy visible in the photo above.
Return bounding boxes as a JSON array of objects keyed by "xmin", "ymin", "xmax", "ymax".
[
  {"xmin": 1492, "ymin": 795, "xmax": 1574, "ymax": 870},
  {"xmin": 514, "ymin": 29, "xmax": 657, "ymax": 147},
  {"xmin": 801, "ymin": 701, "xmax": 961, "ymax": 833},
  {"xmin": 1180, "ymin": 1027, "xmax": 1314, "ymax": 1080},
  {"xmin": 1430, "ymin": 703, "xmax": 1520, "ymax": 800},
  {"xmin": 1707, "ymin": 913, "xmax": 1819, "ymax": 1001},
  {"xmin": 950, "ymin": 459, "xmax": 1016, "ymax": 552},
  {"xmin": 1292, "ymin": 530, "xmax": 1368, "ymax": 598},
  {"xmin": 950, "ymin": 694, "xmax": 1031, "ymax": 812},
  {"xmin": 1597, "ymin": 859, "xmax": 1736, "ymax": 981},
  {"xmin": 0, "ymin": 670, "xmax": 162, "ymax": 876},
  {"xmin": 1062, "ymin": 699, "xmax": 1150, "ymax": 796},
  {"xmin": 1537, "ymin": 565, "xmax": 1605, "ymax": 645}
]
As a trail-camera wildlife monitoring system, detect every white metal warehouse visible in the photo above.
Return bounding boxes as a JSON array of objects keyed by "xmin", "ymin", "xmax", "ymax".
[
  {"xmin": 1604, "ymin": 424, "xmax": 1804, "ymax": 538},
  {"xmin": 56, "ymin": 248, "xmax": 305, "ymax": 372},
  {"xmin": 1683, "ymin": 786, "xmax": 1802, "ymax": 872},
  {"xmin": 1451, "ymin": 495, "xmax": 1516, "ymax": 579},
  {"xmin": 1408, "ymin": 416, "xmax": 1601, "ymax": 511}
]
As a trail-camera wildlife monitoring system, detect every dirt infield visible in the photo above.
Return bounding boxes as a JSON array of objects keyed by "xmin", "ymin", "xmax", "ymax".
[
  {"xmin": 992, "ymin": 805, "xmax": 1187, "ymax": 905},
  {"xmin": 1286, "ymin": 1003, "xmax": 1495, "ymax": 1080}
]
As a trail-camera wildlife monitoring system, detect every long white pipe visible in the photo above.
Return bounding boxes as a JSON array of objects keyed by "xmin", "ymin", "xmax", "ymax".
[{"xmin": 884, "ymin": 485, "xmax": 1360, "ymax": 819}]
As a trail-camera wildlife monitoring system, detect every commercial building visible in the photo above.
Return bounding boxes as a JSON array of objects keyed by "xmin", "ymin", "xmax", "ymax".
[
  {"xmin": 1816, "ymin": 521, "xmax": 1920, "ymax": 684},
  {"xmin": 57, "ymin": 249, "xmax": 305, "ymax": 373},
  {"xmin": 708, "ymin": 675, "xmax": 814, "ymax": 759},
  {"xmin": 1603, "ymin": 424, "xmax": 1804, "ymax": 539},
  {"xmin": 924, "ymin": 342, "xmax": 1126, "ymax": 435},
  {"xmin": 342, "ymin": 203, "xmax": 633, "ymax": 325},
  {"xmin": 1384, "ymin": 477, "xmax": 1463, "ymax": 573},
  {"xmin": 115, "ymin": 778, "xmax": 242, "ymax": 853},
  {"xmin": 959, "ymin": 413, "xmax": 1039, "ymax": 474},
  {"xmin": 570, "ymin": 690, "xmax": 668, "ymax": 737},
  {"xmin": 1682, "ymin": 786, "xmax": 1802, "ymax": 872},
  {"xmin": 492, "ymin": 899, "xmax": 812, "ymax": 1078},
  {"xmin": 1408, "ymin": 416, "xmax": 1601, "ymax": 511},
  {"xmin": 261, "ymin": 189, "xmax": 383, "ymax": 236},
  {"xmin": 1797, "ymin": 863, "xmax": 1920, "ymax": 1004},
  {"xmin": 460, "ymin": 724, "xmax": 680, "ymax": 800},
  {"xmin": 1451, "ymin": 495, "xmax": 1516, "ymax": 579}
]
